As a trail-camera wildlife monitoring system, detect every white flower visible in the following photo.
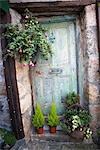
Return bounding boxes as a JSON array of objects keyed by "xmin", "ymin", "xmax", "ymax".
[{"xmin": 25, "ymin": 15, "xmax": 29, "ymax": 19}]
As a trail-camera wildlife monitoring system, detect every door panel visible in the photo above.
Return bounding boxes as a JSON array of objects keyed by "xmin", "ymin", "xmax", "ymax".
[{"xmin": 32, "ymin": 21, "xmax": 77, "ymax": 115}]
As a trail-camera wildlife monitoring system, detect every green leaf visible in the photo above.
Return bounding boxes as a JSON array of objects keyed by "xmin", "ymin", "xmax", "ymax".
[{"xmin": 4, "ymin": 11, "xmax": 52, "ymax": 64}]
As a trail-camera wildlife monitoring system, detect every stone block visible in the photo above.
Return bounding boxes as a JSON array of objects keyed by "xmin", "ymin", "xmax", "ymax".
[
  {"xmin": 86, "ymin": 27, "xmax": 98, "ymax": 56},
  {"xmin": 10, "ymin": 9, "xmax": 21, "ymax": 25},
  {"xmin": 88, "ymin": 83, "xmax": 99, "ymax": 104},
  {"xmin": 88, "ymin": 60, "xmax": 99, "ymax": 83},
  {"xmin": 89, "ymin": 104, "xmax": 100, "ymax": 115},
  {"xmin": 22, "ymin": 106, "xmax": 32, "ymax": 139},
  {"xmin": 15, "ymin": 61, "xmax": 32, "ymax": 113},
  {"xmin": 85, "ymin": 4, "xmax": 96, "ymax": 27}
]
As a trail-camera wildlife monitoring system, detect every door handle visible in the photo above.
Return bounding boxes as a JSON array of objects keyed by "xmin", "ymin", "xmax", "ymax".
[{"xmin": 49, "ymin": 68, "xmax": 63, "ymax": 74}]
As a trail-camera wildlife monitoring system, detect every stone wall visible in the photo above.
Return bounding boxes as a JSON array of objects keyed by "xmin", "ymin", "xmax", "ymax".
[
  {"xmin": 0, "ymin": 15, "xmax": 11, "ymax": 130},
  {"xmin": 15, "ymin": 62, "xmax": 32, "ymax": 138},
  {"xmin": 85, "ymin": 4, "xmax": 100, "ymax": 130},
  {"xmin": 75, "ymin": 4, "xmax": 100, "ymax": 131},
  {"xmin": 77, "ymin": 11, "xmax": 89, "ymax": 108},
  {"xmin": 0, "ymin": 1, "xmax": 99, "ymax": 139},
  {"xmin": 10, "ymin": 9, "xmax": 33, "ymax": 138}
]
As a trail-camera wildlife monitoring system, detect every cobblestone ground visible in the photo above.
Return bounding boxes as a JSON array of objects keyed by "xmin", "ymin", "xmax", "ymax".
[
  {"xmin": 11, "ymin": 139, "xmax": 99, "ymax": 150},
  {"xmin": 11, "ymin": 133, "xmax": 100, "ymax": 150},
  {"xmin": 26, "ymin": 140, "xmax": 99, "ymax": 150}
]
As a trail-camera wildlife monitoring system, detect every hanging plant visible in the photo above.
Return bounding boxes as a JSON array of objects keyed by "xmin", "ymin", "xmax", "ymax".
[{"xmin": 4, "ymin": 9, "xmax": 52, "ymax": 66}]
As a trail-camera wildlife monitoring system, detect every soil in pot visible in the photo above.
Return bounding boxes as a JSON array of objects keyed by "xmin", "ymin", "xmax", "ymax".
[
  {"xmin": 36, "ymin": 127, "xmax": 44, "ymax": 134},
  {"xmin": 49, "ymin": 127, "xmax": 56, "ymax": 134}
]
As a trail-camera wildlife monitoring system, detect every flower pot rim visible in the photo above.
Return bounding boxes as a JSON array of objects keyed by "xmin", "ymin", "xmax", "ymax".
[{"xmin": 49, "ymin": 126, "xmax": 57, "ymax": 128}]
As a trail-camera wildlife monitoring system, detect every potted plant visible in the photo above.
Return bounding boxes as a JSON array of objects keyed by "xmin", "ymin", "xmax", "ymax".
[
  {"xmin": 65, "ymin": 92, "xmax": 79, "ymax": 108},
  {"xmin": 4, "ymin": 9, "xmax": 52, "ymax": 66},
  {"xmin": 61, "ymin": 107, "xmax": 92, "ymax": 141},
  {"xmin": 32, "ymin": 103, "xmax": 45, "ymax": 134},
  {"xmin": 47, "ymin": 101, "xmax": 59, "ymax": 133}
]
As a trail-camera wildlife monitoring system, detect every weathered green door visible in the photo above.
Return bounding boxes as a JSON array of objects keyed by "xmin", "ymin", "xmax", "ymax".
[{"xmin": 32, "ymin": 20, "xmax": 77, "ymax": 115}]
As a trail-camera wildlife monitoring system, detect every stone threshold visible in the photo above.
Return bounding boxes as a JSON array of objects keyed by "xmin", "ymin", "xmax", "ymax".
[{"xmin": 31, "ymin": 130, "xmax": 93, "ymax": 143}]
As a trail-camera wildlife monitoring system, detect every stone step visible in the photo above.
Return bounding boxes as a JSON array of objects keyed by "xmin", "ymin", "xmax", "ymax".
[
  {"xmin": 27, "ymin": 140, "xmax": 99, "ymax": 150},
  {"xmin": 30, "ymin": 131, "xmax": 99, "ymax": 150},
  {"xmin": 31, "ymin": 131, "xmax": 71, "ymax": 142},
  {"xmin": 31, "ymin": 130, "xmax": 93, "ymax": 142},
  {"xmin": 11, "ymin": 132, "xmax": 99, "ymax": 150}
]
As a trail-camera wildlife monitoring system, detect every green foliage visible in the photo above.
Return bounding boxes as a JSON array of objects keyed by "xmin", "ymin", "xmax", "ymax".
[
  {"xmin": 32, "ymin": 103, "xmax": 45, "ymax": 128},
  {"xmin": 78, "ymin": 110, "xmax": 91, "ymax": 126},
  {"xmin": 4, "ymin": 9, "xmax": 52, "ymax": 64},
  {"xmin": 65, "ymin": 92, "xmax": 79, "ymax": 107},
  {"xmin": 48, "ymin": 101, "xmax": 59, "ymax": 127},
  {"xmin": 0, "ymin": 128, "xmax": 16, "ymax": 146},
  {"xmin": 61, "ymin": 108, "xmax": 92, "ymax": 139},
  {"xmin": 60, "ymin": 122, "xmax": 71, "ymax": 134},
  {"xmin": 64, "ymin": 109, "xmax": 91, "ymax": 127}
]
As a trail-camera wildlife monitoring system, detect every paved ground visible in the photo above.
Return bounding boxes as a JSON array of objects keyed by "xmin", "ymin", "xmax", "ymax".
[
  {"xmin": 11, "ymin": 139, "xmax": 99, "ymax": 150},
  {"xmin": 11, "ymin": 132, "xmax": 100, "ymax": 150}
]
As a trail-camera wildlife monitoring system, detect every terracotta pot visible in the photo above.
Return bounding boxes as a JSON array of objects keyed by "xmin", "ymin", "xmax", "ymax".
[
  {"xmin": 36, "ymin": 127, "xmax": 44, "ymax": 134},
  {"xmin": 49, "ymin": 127, "xmax": 56, "ymax": 134},
  {"xmin": 70, "ymin": 128, "xmax": 84, "ymax": 141}
]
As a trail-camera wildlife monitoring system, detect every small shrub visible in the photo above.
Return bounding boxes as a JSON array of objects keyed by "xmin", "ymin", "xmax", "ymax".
[
  {"xmin": 48, "ymin": 101, "xmax": 59, "ymax": 127},
  {"xmin": 32, "ymin": 103, "xmax": 45, "ymax": 128},
  {"xmin": 0, "ymin": 128, "xmax": 16, "ymax": 146},
  {"xmin": 65, "ymin": 92, "xmax": 79, "ymax": 107}
]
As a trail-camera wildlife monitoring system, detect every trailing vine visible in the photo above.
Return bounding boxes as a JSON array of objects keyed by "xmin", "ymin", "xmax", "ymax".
[{"xmin": 4, "ymin": 9, "xmax": 52, "ymax": 66}]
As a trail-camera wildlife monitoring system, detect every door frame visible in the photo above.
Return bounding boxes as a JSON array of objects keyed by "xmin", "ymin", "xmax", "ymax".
[{"xmin": 2, "ymin": 0, "xmax": 97, "ymax": 139}]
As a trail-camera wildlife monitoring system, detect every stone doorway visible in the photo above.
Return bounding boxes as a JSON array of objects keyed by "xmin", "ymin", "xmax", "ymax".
[{"xmin": 0, "ymin": 1, "xmax": 99, "ymax": 140}]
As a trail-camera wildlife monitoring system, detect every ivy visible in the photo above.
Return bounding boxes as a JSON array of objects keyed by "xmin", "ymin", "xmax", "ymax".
[{"xmin": 4, "ymin": 9, "xmax": 52, "ymax": 65}]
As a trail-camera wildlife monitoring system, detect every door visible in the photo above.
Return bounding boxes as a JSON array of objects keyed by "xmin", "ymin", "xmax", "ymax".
[{"xmin": 32, "ymin": 20, "xmax": 77, "ymax": 115}]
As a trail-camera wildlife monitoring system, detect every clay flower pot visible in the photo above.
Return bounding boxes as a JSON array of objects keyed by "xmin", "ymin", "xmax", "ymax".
[
  {"xmin": 49, "ymin": 127, "xmax": 57, "ymax": 134},
  {"xmin": 36, "ymin": 127, "xmax": 44, "ymax": 134},
  {"xmin": 70, "ymin": 128, "xmax": 84, "ymax": 141}
]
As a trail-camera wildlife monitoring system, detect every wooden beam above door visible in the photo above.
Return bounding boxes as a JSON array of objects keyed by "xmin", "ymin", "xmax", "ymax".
[
  {"xmin": 9, "ymin": 0, "xmax": 96, "ymax": 15},
  {"xmin": 9, "ymin": 0, "xmax": 96, "ymax": 7}
]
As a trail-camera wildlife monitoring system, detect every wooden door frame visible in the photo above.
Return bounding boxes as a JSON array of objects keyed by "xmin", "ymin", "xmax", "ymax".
[
  {"xmin": 9, "ymin": 0, "xmax": 96, "ymax": 17},
  {"xmin": 1, "ymin": 10, "xmax": 25, "ymax": 140},
  {"xmin": 1, "ymin": 0, "xmax": 97, "ymax": 139}
]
